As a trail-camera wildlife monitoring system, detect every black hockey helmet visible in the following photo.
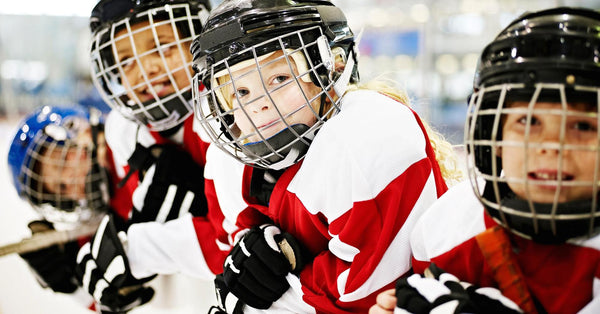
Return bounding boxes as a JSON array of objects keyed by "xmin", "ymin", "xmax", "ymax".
[
  {"xmin": 465, "ymin": 7, "xmax": 600, "ymax": 243},
  {"xmin": 191, "ymin": 0, "xmax": 359, "ymax": 169},
  {"xmin": 89, "ymin": 0, "xmax": 211, "ymax": 132}
]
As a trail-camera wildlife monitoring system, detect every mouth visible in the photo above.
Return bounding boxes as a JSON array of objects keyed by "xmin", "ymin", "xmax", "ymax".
[
  {"xmin": 139, "ymin": 81, "xmax": 173, "ymax": 101},
  {"xmin": 257, "ymin": 119, "xmax": 281, "ymax": 130},
  {"xmin": 527, "ymin": 171, "xmax": 575, "ymax": 189},
  {"xmin": 528, "ymin": 171, "xmax": 574, "ymax": 181}
]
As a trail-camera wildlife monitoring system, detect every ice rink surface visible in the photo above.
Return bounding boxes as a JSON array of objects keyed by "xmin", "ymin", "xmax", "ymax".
[{"xmin": 0, "ymin": 119, "xmax": 217, "ymax": 313}]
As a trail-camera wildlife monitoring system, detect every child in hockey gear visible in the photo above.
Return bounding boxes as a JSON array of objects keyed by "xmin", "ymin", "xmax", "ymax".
[
  {"xmin": 80, "ymin": 0, "xmax": 232, "ymax": 311},
  {"xmin": 8, "ymin": 105, "xmax": 110, "ymax": 226},
  {"xmin": 191, "ymin": 0, "xmax": 460, "ymax": 312},
  {"xmin": 7, "ymin": 104, "xmax": 137, "ymax": 309},
  {"xmin": 88, "ymin": 0, "xmax": 213, "ymax": 207},
  {"xmin": 90, "ymin": 0, "xmax": 210, "ymax": 133},
  {"xmin": 371, "ymin": 6, "xmax": 600, "ymax": 314},
  {"xmin": 7, "ymin": 103, "xmax": 207, "ymax": 313}
]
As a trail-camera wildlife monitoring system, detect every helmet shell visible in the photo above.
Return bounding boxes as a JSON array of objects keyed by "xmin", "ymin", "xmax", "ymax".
[{"xmin": 8, "ymin": 105, "xmax": 109, "ymax": 224}]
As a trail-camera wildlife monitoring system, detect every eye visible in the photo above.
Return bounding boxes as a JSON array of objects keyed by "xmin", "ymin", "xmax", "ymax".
[
  {"xmin": 517, "ymin": 115, "xmax": 540, "ymax": 126},
  {"xmin": 573, "ymin": 121, "xmax": 597, "ymax": 132},
  {"xmin": 158, "ymin": 44, "xmax": 175, "ymax": 56},
  {"xmin": 234, "ymin": 88, "xmax": 249, "ymax": 98},
  {"xmin": 272, "ymin": 74, "xmax": 290, "ymax": 85},
  {"xmin": 119, "ymin": 56, "xmax": 135, "ymax": 70}
]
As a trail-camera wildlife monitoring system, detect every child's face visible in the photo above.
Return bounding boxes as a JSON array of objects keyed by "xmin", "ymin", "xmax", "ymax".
[
  {"xmin": 501, "ymin": 100, "xmax": 599, "ymax": 203},
  {"xmin": 114, "ymin": 20, "xmax": 192, "ymax": 103},
  {"xmin": 223, "ymin": 51, "xmax": 323, "ymax": 143},
  {"xmin": 38, "ymin": 123, "xmax": 107, "ymax": 201},
  {"xmin": 39, "ymin": 145, "xmax": 91, "ymax": 200}
]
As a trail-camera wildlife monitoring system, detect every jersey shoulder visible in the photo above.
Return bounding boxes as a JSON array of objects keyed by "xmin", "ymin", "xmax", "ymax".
[{"xmin": 411, "ymin": 179, "xmax": 486, "ymax": 262}]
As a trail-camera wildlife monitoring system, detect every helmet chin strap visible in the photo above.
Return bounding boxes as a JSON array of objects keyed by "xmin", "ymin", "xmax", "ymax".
[
  {"xmin": 483, "ymin": 181, "xmax": 600, "ymax": 244},
  {"xmin": 141, "ymin": 90, "xmax": 193, "ymax": 132},
  {"xmin": 332, "ymin": 27, "xmax": 362, "ymax": 98},
  {"xmin": 243, "ymin": 124, "xmax": 317, "ymax": 170},
  {"xmin": 333, "ymin": 51, "xmax": 355, "ymax": 98}
]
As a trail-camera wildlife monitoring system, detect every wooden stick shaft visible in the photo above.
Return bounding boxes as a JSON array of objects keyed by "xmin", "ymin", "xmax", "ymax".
[{"xmin": 0, "ymin": 223, "xmax": 99, "ymax": 257}]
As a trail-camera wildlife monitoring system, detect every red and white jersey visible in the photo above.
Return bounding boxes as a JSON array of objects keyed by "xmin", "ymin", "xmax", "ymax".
[
  {"xmin": 411, "ymin": 179, "xmax": 600, "ymax": 314},
  {"xmin": 207, "ymin": 90, "xmax": 448, "ymax": 313},
  {"xmin": 104, "ymin": 110, "xmax": 210, "ymax": 180},
  {"xmin": 103, "ymin": 111, "xmax": 226, "ymax": 279}
]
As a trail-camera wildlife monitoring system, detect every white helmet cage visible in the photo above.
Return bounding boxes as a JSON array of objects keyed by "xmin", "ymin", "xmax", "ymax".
[
  {"xmin": 194, "ymin": 28, "xmax": 343, "ymax": 170},
  {"xmin": 19, "ymin": 118, "xmax": 110, "ymax": 225},
  {"xmin": 90, "ymin": 1, "xmax": 210, "ymax": 132},
  {"xmin": 466, "ymin": 83, "xmax": 600, "ymax": 243},
  {"xmin": 465, "ymin": 7, "xmax": 600, "ymax": 243}
]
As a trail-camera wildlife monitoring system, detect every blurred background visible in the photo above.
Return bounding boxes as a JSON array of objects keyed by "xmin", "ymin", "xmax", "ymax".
[{"xmin": 0, "ymin": 0, "xmax": 598, "ymax": 313}]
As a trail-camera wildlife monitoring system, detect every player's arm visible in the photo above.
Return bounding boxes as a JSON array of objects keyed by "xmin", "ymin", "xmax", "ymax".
[{"xmin": 302, "ymin": 157, "xmax": 441, "ymax": 312}]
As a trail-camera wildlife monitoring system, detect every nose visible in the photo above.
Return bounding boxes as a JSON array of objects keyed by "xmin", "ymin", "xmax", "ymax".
[
  {"xmin": 244, "ymin": 94, "xmax": 271, "ymax": 114},
  {"xmin": 61, "ymin": 163, "xmax": 88, "ymax": 199},
  {"xmin": 139, "ymin": 54, "xmax": 163, "ymax": 80},
  {"xmin": 534, "ymin": 123, "xmax": 562, "ymax": 156}
]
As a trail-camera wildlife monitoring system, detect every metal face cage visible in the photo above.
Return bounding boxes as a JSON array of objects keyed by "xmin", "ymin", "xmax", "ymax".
[
  {"xmin": 90, "ymin": 3, "xmax": 204, "ymax": 131},
  {"xmin": 193, "ymin": 26, "xmax": 341, "ymax": 169},
  {"xmin": 465, "ymin": 82, "xmax": 600, "ymax": 243},
  {"xmin": 18, "ymin": 119, "xmax": 110, "ymax": 225}
]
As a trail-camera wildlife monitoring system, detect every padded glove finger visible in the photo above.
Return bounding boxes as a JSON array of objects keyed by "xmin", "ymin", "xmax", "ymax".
[
  {"xmin": 221, "ymin": 224, "xmax": 308, "ymax": 310},
  {"xmin": 214, "ymin": 273, "xmax": 244, "ymax": 314},
  {"xmin": 19, "ymin": 220, "xmax": 79, "ymax": 293},
  {"xmin": 395, "ymin": 264, "xmax": 522, "ymax": 314},
  {"xmin": 75, "ymin": 214, "xmax": 155, "ymax": 312},
  {"xmin": 130, "ymin": 145, "xmax": 207, "ymax": 224}
]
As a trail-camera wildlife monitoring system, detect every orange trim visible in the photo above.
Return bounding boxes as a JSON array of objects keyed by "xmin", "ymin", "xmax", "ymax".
[{"xmin": 476, "ymin": 225, "xmax": 538, "ymax": 314}]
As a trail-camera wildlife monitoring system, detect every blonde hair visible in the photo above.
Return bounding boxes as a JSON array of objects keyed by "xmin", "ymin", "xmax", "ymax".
[{"xmin": 345, "ymin": 78, "xmax": 464, "ymax": 185}]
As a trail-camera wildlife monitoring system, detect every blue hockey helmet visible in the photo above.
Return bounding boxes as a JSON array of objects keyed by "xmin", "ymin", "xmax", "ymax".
[{"xmin": 8, "ymin": 105, "xmax": 110, "ymax": 225}]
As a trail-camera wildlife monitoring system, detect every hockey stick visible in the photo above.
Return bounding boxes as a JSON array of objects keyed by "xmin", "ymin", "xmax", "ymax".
[
  {"xmin": 476, "ymin": 225, "xmax": 538, "ymax": 314},
  {"xmin": 0, "ymin": 222, "xmax": 99, "ymax": 257}
]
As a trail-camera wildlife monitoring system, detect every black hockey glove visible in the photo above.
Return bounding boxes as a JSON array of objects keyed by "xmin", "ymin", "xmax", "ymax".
[
  {"xmin": 19, "ymin": 220, "xmax": 79, "ymax": 293},
  {"xmin": 218, "ymin": 224, "xmax": 308, "ymax": 310},
  {"xmin": 395, "ymin": 264, "xmax": 522, "ymax": 314},
  {"xmin": 75, "ymin": 214, "xmax": 155, "ymax": 313},
  {"xmin": 130, "ymin": 144, "xmax": 207, "ymax": 224}
]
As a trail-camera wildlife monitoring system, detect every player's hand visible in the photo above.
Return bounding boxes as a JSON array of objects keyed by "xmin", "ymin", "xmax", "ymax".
[
  {"xmin": 368, "ymin": 289, "xmax": 396, "ymax": 314},
  {"xmin": 218, "ymin": 224, "xmax": 308, "ymax": 309},
  {"xmin": 75, "ymin": 214, "xmax": 154, "ymax": 313},
  {"xmin": 395, "ymin": 264, "xmax": 522, "ymax": 314},
  {"xmin": 214, "ymin": 273, "xmax": 244, "ymax": 314},
  {"xmin": 19, "ymin": 220, "xmax": 79, "ymax": 293},
  {"xmin": 130, "ymin": 144, "xmax": 207, "ymax": 223}
]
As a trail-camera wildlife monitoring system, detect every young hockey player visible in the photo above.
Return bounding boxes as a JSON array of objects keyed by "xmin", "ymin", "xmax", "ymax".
[
  {"xmin": 7, "ymin": 104, "xmax": 156, "ymax": 311},
  {"xmin": 87, "ymin": 0, "xmax": 213, "ymax": 214},
  {"xmin": 75, "ymin": 1, "xmax": 245, "ymax": 312},
  {"xmin": 370, "ymin": 6, "xmax": 600, "ymax": 314},
  {"xmin": 189, "ymin": 0, "xmax": 461, "ymax": 312}
]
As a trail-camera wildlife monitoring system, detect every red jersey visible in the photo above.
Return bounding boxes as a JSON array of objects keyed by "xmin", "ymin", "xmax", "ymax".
[
  {"xmin": 411, "ymin": 180, "xmax": 600, "ymax": 314},
  {"xmin": 205, "ymin": 90, "xmax": 448, "ymax": 313}
]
